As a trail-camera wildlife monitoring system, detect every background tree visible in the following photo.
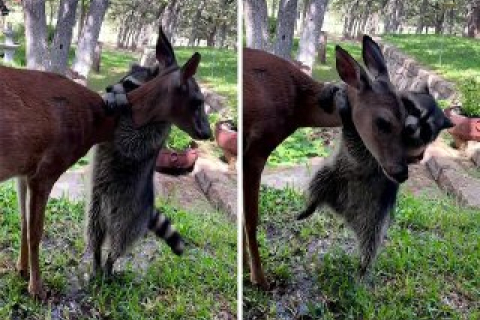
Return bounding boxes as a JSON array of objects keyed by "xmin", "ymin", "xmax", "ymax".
[
  {"xmin": 297, "ymin": 0, "xmax": 329, "ymax": 69},
  {"xmin": 71, "ymin": 0, "xmax": 109, "ymax": 78},
  {"xmin": 244, "ymin": 0, "xmax": 269, "ymax": 50},
  {"xmin": 273, "ymin": 0, "xmax": 297, "ymax": 59}
]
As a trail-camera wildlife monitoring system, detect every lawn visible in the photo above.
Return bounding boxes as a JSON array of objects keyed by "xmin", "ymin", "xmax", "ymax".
[
  {"xmin": 383, "ymin": 34, "xmax": 480, "ymax": 84},
  {"xmin": 269, "ymin": 40, "xmax": 361, "ymax": 167},
  {"xmin": 244, "ymin": 186, "xmax": 480, "ymax": 319},
  {"xmin": 0, "ymin": 181, "xmax": 236, "ymax": 319}
]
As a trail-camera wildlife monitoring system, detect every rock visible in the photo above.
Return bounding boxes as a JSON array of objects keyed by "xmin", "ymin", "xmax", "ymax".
[
  {"xmin": 194, "ymin": 158, "xmax": 237, "ymax": 220},
  {"xmin": 425, "ymin": 150, "xmax": 480, "ymax": 208},
  {"xmin": 465, "ymin": 141, "xmax": 480, "ymax": 167}
]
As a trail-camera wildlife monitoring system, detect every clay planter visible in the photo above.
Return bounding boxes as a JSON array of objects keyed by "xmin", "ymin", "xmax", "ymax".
[
  {"xmin": 215, "ymin": 120, "xmax": 237, "ymax": 164},
  {"xmin": 156, "ymin": 147, "xmax": 199, "ymax": 175},
  {"xmin": 444, "ymin": 107, "xmax": 480, "ymax": 145}
]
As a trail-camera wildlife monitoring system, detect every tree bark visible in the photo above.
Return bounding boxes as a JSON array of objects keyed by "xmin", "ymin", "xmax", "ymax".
[
  {"xmin": 49, "ymin": 0, "xmax": 79, "ymax": 74},
  {"xmin": 384, "ymin": 0, "xmax": 399, "ymax": 33},
  {"xmin": 344, "ymin": 0, "xmax": 359, "ymax": 39},
  {"xmin": 296, "ymin": 0, "xmax": 329, "ymax": 70},
  {"xmin": 416, "ymin": 0, "xmax": 428, "ymax": 34},
  {"xmin": 434, "ymin": 5, "xmax": 445, "ymax": 34},
  {"xmin": 188, "ymin": 0, "xmax": 206, "ymax": 46},
  {"xmin": 162, "ymin": 0, "xmax": 182, "ymax": 42},
  {"xmin": 244, "ymin": 0, "xmax": 269, "ymax": 50},
  {"xmin": 466, "ymin": 1, "xmax": 480, "ymax": 38},
  {"xmin": 71, "ymin": 0, "xmax": 109, "ymax": 78},
  {"xmin": 273, "ymin": 0, "xmax": 297, "ymax": 60},
  {"xmin": 77, "ymin": 0, "xmax": 86, "ymax": 42},
  {"xmin": 23, "ymin": 0, "xmax": 48, "ymax": 70}
]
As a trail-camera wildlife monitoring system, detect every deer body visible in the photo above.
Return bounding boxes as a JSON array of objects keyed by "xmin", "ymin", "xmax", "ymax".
[
  {"xmin": 243, "ymin": 48, "xmax": 342, "ymax": 288},
  {"xmin": 0, "ymin": 66, "xmax": 114, "ymax": 182},
  {"xmin": 0, "ymin": 27, "xmax": 210, "ymax": 298}
]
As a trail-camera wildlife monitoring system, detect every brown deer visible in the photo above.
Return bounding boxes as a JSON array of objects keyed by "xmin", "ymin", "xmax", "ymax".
[
  {"xmin": 243, "ymin": 36, "xmax": 410, "ymax": 289},
  {"xmin": 0, "ymin": 27, "xmax": 211, "ymax": 298}
]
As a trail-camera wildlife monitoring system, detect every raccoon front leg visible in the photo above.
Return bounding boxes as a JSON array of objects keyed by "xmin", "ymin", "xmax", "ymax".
[
  {"xmin": 297, "ymin": 167, "xmax": 337, "ymax": 220},
  {"xmin": 148, "ymin": 209, "xmax": 185, "ymax": 255}
]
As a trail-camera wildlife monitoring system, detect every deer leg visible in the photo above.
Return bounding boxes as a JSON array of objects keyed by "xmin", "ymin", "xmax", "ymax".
[
  {"xmin": 26, "ymin": 178, "xmax": 54, "ymax": 299},
  {"xmin": 244, "ymin": 156, "xmax": 268, "ymax": 289},
  {"xmin": 15, "ymin": 177, "xmax": 29, "ymax": 279}
]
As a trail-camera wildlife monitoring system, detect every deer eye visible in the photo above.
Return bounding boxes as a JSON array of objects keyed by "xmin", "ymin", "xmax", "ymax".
[{"xmin": 375, "ymin": 117, "xmax": 392, "ymax": 133}]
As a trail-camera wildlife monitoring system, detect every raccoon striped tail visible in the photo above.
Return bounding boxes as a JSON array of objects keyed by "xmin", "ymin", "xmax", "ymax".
[{"xmin": 148, "ymin": 209, "xmax": 185, "ymax": 255}]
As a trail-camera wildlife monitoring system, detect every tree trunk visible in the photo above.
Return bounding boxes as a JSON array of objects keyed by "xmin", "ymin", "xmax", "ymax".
[
  {"xmin": 23, "ymin": 0, "xmax": 48, "ymax": 70},
  {"xmin": 448, "ymin": 7, "xmax": 454, "ymax": 34},
  {"xmin": 77, "ymin": 0, "xmax": 86, "ymax": 42},
  {"xmin": 217, "ymin": 22, "xmax": 228, "ymax": 48},
  {"xmin": 466, "ymin": 1, "xmax": 480, "ymax": 38},
  {"xmin": 416, "ymin": 0, "xmax": 428, "ymax": 34},
  {"xmin": 273, "ymin": 0, "xmax": 297, "ymax": 59},
  {"xmin": 344, "ymin": 1, "xmax": 358, "ymax": 39},
  {"xmin": 296, "ymin": 0, "xmax": 329, "ymax": 70},
  {"xmin": 434, "ymin": 6, "xmax": 445, "ymax": 34},
  {"xmin": 49, "ymin": 0, "xmax": 79, "ymax": 74},
  {"xmin": 188, "ymin": 0, "xmax": 206, "ymax": 46},
  {"xmin": 244, "ymin": 0, "xmax": 269, "ymax": 50},
  {"xmin": 71, "ymin": 0, "xmax": 109, "ymax": 78},
  {"xmin": 207, "ymin": 24, "xmax": 217, "ymax": 47},
  {"xmin": 384, "ymin": 0, "xmax": 399, "ymax": 33},
  {"xmin": 299, "ymin": 0, "xmax": 311, "ymax": 35},
  {"xmin": 162, "ymin": 0, "xmax": 182, "ymax": 42}
]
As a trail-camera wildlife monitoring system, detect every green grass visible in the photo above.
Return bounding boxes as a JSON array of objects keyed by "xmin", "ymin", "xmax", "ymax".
[
  {"xmin": 383, "ymin": 34, "xmax": 480, "ymax": 84},
  {"xmin": 244, "ymin": 186, "xmax": 480, "ymax": 319},
  {"xmin": 268, "ymin": 40, "xmax": 361, "ymax": 166},
  {"xmin": 0, "ymin": 182, "xmax": 236, "ymax": 319}
]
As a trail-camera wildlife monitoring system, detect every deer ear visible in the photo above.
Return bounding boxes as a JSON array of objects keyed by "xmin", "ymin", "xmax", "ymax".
[
  {"xmin": 362, "ymin": 35, "xmax": 388, "ymax": 79},
  {"xmin": 335, "ymin": 45, "xmax": 370, "ymax": 91},
  {"xmin": 155, "ymin": 26, "xmax": 177, "ymax": 67},
  {"xmin": 181, "ymin": 52, "xmax": 201, "ymax": 84}
]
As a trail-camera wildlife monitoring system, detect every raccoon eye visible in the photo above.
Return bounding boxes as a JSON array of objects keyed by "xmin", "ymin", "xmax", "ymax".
[{"xmin": 375, "ymin": 117, "xmax": 392, "ymax": 133}]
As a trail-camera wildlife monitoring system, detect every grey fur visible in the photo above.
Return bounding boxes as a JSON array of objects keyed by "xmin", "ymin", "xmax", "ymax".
[
  {"xmin": 298, "ymin": 88, "xmax": 451, "ymax": 275},
  {"xmin": 86, "ymin": 65, "xmax": 184, "ymax": 277}
]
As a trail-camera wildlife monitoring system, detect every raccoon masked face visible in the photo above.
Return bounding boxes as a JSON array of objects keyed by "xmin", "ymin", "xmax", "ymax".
[{"xmin": 401, "ymin": 90, "xmax": 453, "ymax": 163}]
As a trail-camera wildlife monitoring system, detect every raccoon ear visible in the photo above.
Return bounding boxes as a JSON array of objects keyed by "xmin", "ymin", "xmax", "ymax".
[{"xmin": 442, "ymin": 116, "xmax": 454, "ymax": 129}]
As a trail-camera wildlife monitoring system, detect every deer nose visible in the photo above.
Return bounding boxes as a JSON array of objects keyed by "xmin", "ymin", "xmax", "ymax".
[{"xmin": 388, "ymin": 165, "xmax": 408, "ymax": 183}]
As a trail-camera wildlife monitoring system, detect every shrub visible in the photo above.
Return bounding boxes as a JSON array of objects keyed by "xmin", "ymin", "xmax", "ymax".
[{"xmin": 459, "ymin": 77, "xmax": 480, "ymax": 117}]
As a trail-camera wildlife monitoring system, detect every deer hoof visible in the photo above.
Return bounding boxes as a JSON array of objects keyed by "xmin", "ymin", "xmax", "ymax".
[{"xmin": 28, "ymin": 283, "xmax": 48, "ymax": 301}]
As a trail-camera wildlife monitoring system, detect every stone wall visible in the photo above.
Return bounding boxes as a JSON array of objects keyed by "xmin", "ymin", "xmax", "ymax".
[{"xmin": 379, "ymin": 42, "xmax": 458, "ymax": 101}]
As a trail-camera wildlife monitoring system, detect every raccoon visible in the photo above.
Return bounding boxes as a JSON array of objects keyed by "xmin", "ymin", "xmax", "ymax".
[
  {"xmin": 297, "ymin": 87, "xmax": 452, "ymax": 274},
  {"xmin": 400, "ymin": 84, "xmax": 453, "ymax": 163},
  {"xmin": 86, "ymin": 64, "xmax": 184, "ymax": 277}
]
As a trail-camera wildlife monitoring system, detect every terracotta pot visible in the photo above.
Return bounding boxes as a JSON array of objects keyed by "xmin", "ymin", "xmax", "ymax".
[
  {"xmin": 215, "ymin": 120, "xmax": 237, "ymax": 163},
  {"xmin": 444, "ymin": 107, "xmax": 480, "ymax": 142},
  {"xmin": 155, "ymin": 148, "xmax": 199, "ymax": 175}
]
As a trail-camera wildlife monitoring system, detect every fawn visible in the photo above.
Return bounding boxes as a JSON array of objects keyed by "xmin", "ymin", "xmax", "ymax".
[{"xmin": 0, "ymin": 26, "xmax": 210, "ymax": 298}]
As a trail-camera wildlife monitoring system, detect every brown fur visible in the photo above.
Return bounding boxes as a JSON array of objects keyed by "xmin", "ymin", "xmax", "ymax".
[
  {"xmin": 243, "ymin": 36, "xmax": 410, "ymax": 289},
  {"xmin": 0, "ymin": 26, "xmax": 209, "ymax": 299},
  {"xmin": 243, "ymin": 48, "xmax": 343, "ymax": 289}
]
